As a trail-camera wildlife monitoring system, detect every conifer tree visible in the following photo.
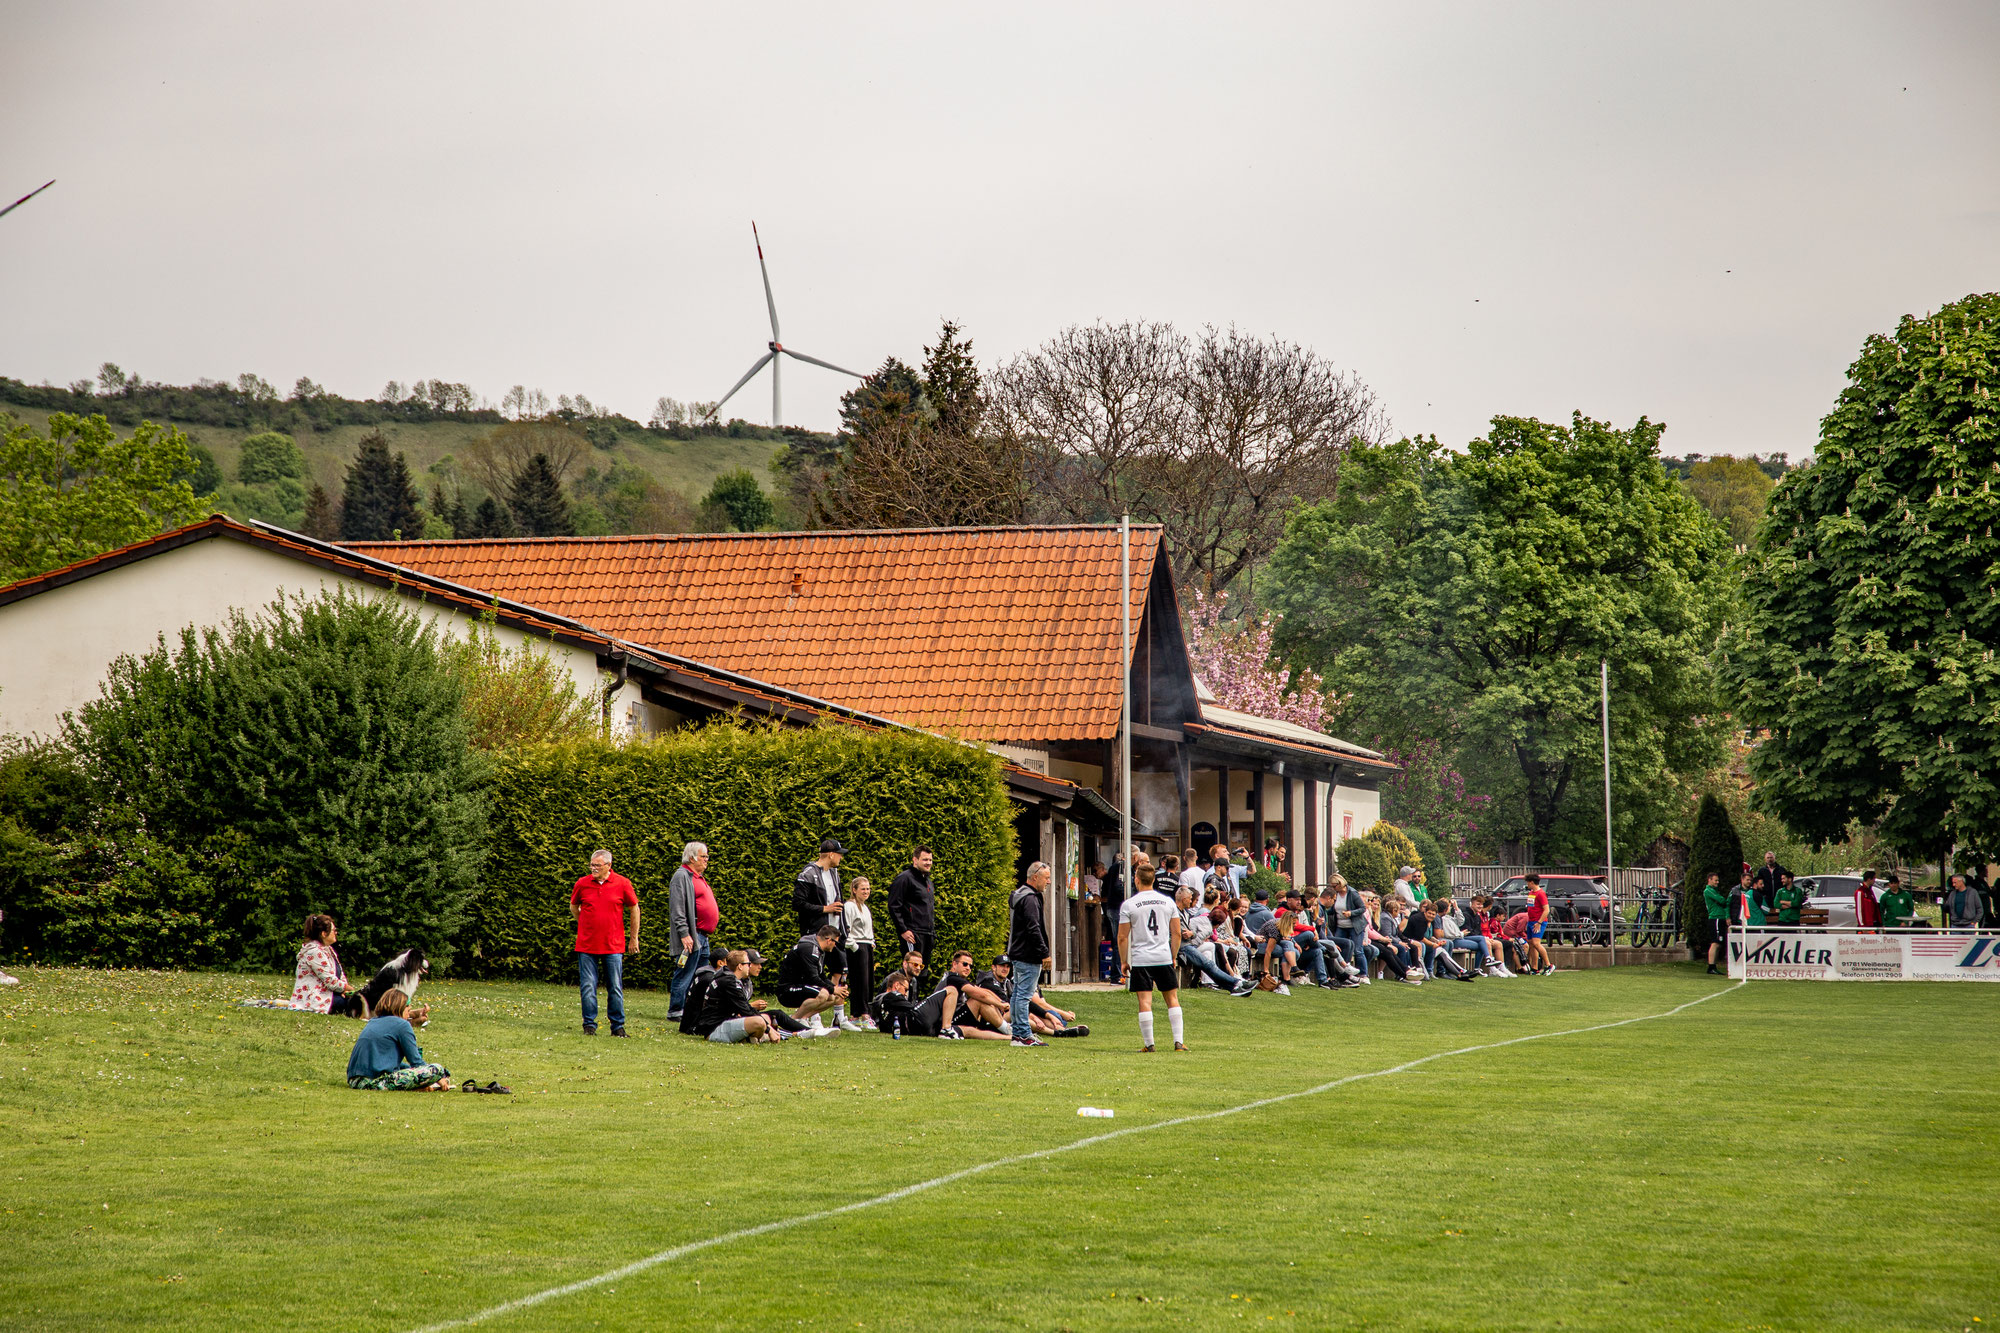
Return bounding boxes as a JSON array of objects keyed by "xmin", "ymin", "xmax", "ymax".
[
  {"xmin": 300, "ymin": 483, "xmax": 340, "ymax": 540},
  {"xmin": 506, "ymin": 452, "xmax": 573, "ymax": 537},
  {"xmin": 1683, "ymin": 793, "xmax": 1744, "ymax": 958},
  {"xmin": 338, "ymin": 432, "xmax": 423, "ymax": 540},
  {"xmin": 465, "ymin": 496, "xmax": 516, "ymax": 538}
]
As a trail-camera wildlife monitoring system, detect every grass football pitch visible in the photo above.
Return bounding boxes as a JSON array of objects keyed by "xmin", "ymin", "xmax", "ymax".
[{"xmin": 2, "ymin": 965, "xmax": 1995, "ymax": 1331}]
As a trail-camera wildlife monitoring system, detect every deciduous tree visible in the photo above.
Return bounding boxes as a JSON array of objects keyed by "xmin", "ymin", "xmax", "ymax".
[
  {"xmin": 0, "ymin": 412, "xmax": 207, "ymax": 582},
  {"xmin": 1722, "ymin": 291, "xmax": 2000, "ymax": 860},
  {"xmin": 991, "ymin": 321, "xmax": 1380, "ymax": 590},
  {"xmin": 1269, "ymin": 415, "xmax": 1731, "ymax": 861},
  {"xmin": 1682, "ymin": 455, "xmax": 1775, "ymax": 545}
]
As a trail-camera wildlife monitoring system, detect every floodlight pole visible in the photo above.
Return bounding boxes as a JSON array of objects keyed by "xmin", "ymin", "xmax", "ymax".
[
  {"xmin": 1602, "ymin": 658, "xmax": 1616, "ymax": 966},
  {"xmin": 1121, "ymin": 514, "xmax": 1133, "ymax": 910}
]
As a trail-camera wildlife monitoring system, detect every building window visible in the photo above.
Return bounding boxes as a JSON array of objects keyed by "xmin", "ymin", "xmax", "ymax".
[{"xmin": 1342, "ymin": 812, "xmax": 1354, "ymax": 840}]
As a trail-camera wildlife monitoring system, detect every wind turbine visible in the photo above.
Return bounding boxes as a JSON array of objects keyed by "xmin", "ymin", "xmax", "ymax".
[
  {"xmin": 0, "ymin": 180, "xmax": 55, "ymax": 221},
  {"xmin": 709, "ymin": 221, "xmax": 866, "ymax": 427}
]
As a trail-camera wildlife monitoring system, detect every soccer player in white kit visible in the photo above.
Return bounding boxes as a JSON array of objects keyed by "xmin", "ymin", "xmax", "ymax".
[{"xmin": 1118, "ymin": 864, "xmax": 1186, "ymax": 1052}]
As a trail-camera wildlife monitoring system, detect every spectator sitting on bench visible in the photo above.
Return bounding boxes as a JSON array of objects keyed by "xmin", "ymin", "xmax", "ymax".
[
  {"xmin": 1373, "ymin": 896, "xmax": 1424, "ymax": 984},
  {"xmin": 1242, "ymin": 888, "xmax": 1296, "ymax": 993},
  {"xmin": 1175, "ymin": 887, "xmax": 1256, "ymax": 995}
]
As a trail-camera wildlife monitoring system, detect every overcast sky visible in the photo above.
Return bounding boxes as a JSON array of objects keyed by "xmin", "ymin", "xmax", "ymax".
[{"xmin": 4, "ymin": 2, "xmax": 1995, "ymax": 457}]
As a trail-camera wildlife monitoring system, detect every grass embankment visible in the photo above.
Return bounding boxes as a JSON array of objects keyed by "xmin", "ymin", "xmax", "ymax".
[
  {"xmin": 0, "ymin": 404, "xmax": 785, "ymax": 509},
  {"xmin": 2, "ymin": 967, "xmax": 1994, "ymax": 1331}
]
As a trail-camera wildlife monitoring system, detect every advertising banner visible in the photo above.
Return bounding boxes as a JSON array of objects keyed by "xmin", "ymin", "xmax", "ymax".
[{"xmin": 1729, "ymin": 930, "xmax": 2000, "ymax": 981}]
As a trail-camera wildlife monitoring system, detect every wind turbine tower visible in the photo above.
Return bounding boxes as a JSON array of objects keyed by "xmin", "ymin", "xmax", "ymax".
[{"xmin": 710, "ymin": 222, "xmax": 866, "ymax": 428}]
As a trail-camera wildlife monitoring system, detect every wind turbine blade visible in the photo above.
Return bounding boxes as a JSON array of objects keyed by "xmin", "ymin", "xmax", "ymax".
[
  {"xmin": 752, "ymin": 221, "xmax": 780, "ymax": 342},
  {"xmin": 710, "ymin": 351, "xmax": 776, "ymax": 418},
  {"xmin": 780, "ymin": 348, "xmax": 869, "ymax": 379},
  {"xmin": 0, "ymin": 179, "xmax": 56, "ymax": 221}
]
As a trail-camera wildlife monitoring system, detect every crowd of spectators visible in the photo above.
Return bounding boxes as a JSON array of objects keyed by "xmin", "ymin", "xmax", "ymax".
[{"xmin": 1137, "ymin": 843, "xmax": 1547, "ymax": 996}]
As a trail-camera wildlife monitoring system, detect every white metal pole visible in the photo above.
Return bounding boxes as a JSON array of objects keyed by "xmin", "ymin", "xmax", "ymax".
[
  {"xmin": 1602, "ymin": 658, "xmax": 1616, "ymax": 967},
  {"xmin": 1120, "ymin": 515, "xmax": 1133, "ymax": 917}
]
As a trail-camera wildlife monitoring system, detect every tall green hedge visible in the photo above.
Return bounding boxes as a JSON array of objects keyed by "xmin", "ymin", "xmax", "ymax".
[
  {"xmin": 471, "ymin": 724, "xmax": 1018, "ymax": 986},
  {"xmin": 1405, "ymin": 827, "xmax": 1451, "ymax": 898}
]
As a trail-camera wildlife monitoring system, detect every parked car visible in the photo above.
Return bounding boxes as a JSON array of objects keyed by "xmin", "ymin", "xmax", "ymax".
[
  {"xmin": 1489, "ymin": 875, "xmax": 1612, "ymax": 944},
  {"xmin": 1798, "ymin": 874, "xmax": 1879, "ymax": 929}
]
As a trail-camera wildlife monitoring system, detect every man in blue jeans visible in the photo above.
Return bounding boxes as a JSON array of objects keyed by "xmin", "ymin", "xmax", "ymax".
[
  {"xmin": 571, "ymin": 849, "xmax": 641, "ymax": 1036},
  {"xmin": 666, "ymin": 842, "xmax": 713, "ymax": 1020},
  {"xmin": 1006, "ymin": 862, "xmax": 1053, "ymax": 1047}
]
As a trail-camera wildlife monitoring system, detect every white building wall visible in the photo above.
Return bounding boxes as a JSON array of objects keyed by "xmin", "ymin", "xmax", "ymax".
[{"xmin": 0, "ymin": 538, "xmax": 622, "ymax": 740}]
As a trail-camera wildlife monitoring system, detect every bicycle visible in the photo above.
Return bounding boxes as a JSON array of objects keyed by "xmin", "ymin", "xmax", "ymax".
[{"xmin": 1629, "ymin": 884, "xmax": 1679, "ymax": 947}]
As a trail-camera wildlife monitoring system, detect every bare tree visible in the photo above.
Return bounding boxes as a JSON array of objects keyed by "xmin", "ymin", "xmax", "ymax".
[
  {"xmin": 462, "ymin": 419, "xmax": 588, "ymax": 502},
  {"xmin": 991, "ymin": 321, "xmax": 1382, "ymax": 590}
]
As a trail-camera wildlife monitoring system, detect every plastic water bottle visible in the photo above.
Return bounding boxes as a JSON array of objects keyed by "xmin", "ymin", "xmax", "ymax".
[{"xmin": 1076, "ymin": 1106, "xmax": 1115, "ymax": 1118}]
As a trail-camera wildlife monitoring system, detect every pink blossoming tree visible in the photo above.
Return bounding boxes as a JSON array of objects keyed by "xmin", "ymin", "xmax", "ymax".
[{"xmin": 1183, "ymin": 590, "xmax": 1343, "ymax": 729}]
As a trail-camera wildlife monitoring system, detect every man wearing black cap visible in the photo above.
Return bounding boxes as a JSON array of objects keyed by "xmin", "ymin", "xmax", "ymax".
[
  {"xmin": 887, "ymin": 845, "xmax": 938, "ymax": 986},
  {"xmin": 794, "ymin": 838, "xmax": 857, "ymax": 1030}
]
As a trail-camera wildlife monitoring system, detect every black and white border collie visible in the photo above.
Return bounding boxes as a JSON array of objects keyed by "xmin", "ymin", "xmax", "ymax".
[{"xmin": 358, "ymin": 947, "xmax": 429, "ymax": 1017}]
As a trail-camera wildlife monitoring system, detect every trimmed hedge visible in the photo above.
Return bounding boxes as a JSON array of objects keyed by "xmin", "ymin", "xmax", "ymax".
[{"xmin": 471, "ymin": 724, "xmax": 1018, "ymax": 986}]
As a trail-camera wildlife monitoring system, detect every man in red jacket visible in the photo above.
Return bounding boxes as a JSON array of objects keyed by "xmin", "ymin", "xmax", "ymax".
[{"xmin": 572, "ymin": 849, "xmax": 640, "ymax": 1037}]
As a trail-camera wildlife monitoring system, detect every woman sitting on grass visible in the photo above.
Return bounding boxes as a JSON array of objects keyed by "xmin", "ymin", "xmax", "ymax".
[
  {"xmin": 346, "ymin": 991, "xmax": 451, "ymax": 1091},
  {"xmin": 290, "ymin": 914, "xmax": 362, "ymax": 1016}
]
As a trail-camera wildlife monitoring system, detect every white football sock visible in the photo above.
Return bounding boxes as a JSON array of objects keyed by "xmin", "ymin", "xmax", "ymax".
[
  {"xmin": 1138, "ymin": 1011, "xmax": 1155, "ymax": 1047},
  {"xmin": 1167, "ymin": 1006, "xmax": 1184, "ymax": 1045}
]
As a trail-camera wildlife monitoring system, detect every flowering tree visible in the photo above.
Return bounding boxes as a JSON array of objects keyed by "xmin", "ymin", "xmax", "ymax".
[
  {"xmin": 1377, "ymin": 737, "xmax": 1491, "ymax": 860},
  {"xmin": 1183, "ymin": 590, "xmax": 1343, "ymax": 729}
]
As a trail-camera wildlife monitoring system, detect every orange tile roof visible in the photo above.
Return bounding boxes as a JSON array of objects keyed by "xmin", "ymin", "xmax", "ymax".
[{"xmin": 347, "ymin": 526, "xmax": 1164, "ymax": 741}]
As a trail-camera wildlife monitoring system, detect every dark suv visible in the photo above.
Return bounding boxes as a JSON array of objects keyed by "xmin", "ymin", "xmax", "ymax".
[{"xmin": 1488, "ymin": 875, "xmax": 1612, "ymax": 944}]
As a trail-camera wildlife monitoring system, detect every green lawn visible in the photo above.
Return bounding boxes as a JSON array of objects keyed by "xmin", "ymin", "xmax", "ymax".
[{"xmin": 2, "ymin": 966, "xmax": 1994, "ymax": 1331}]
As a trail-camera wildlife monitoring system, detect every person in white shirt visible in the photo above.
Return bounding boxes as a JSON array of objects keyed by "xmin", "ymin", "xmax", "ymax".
[
  {"xmin": 841, "ymin": 878, "xmax": 878, "ymax": 1031},
  {"xmin": 1392, "ymin": 870, "xmax": 1417, "ymax": 908},
  {"xmin": 1118, "ymin": 865, "xmax": 1186, "ymax": 1052},
  {"xmin": 1178, "ymin": 850, "xmax": 1206, "ymax": 899}
]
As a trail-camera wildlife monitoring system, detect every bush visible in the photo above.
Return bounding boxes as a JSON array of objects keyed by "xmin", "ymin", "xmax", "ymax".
[
  {"xmin": 1241, "ymin": 863, "xmax": 1288, "ymax": 902},
  {"xmin": 1364, "ymin": 821, "xmax": 1423, "ymax": 881},
  {"xmin": 66, "ymin": 589, "xmax": 488, "ymax": 970},
  {"xmin": 1335, "ymin": 836, "xmax": 1396, "ymax": 895},
  {"xmin": 472, "ymin": 724, "xmax": 1018, "ymax": 986},
  {"xmin": 439, "ymin": 619, "xmax": 603, "ymax": 751},
  {"xmin": 0, "ymin": 738, "xmax": 93, "ymax": 957},
  {"xmin": 1683, "ymin": 793, "xmax": 1743, "ymax": 957},
  {"xmin": 1406, "ymin": 826, "xmax": 1450, "ymax": 899}
]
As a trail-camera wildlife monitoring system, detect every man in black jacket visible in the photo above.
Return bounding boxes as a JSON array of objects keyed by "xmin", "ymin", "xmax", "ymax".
[
  {"xmin": 873, "ymin": 969, "xmax": 963, "ymax": 1039},
  {"xmin": 887, "ymin": 846, "xmax": 938, "ymax": 984},
  {"xmin": 1752, "ymin": 852, "xmax": 1789, "ymax": 916},
  {"xmin": 794, "ymin": 838, "xmax": 856, "ymax": 1028},
  {"xmin": 776, "ymin": 926, "xmax": 847, "ymax": 1031},
  {"xmin": 678, "ymin": 944, "xmax": 730, "ymax": 1035},
  {"xmin": 1006, "ymin": 862, "xmax": 1054, "ymax": 1047},
  {"xmin": 700, "ymin": 951, "xmax": 778, "ymax": 1044}
]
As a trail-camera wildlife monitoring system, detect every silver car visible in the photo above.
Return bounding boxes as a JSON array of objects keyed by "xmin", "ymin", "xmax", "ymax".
[{"xmin": 1797, "ymin": 874, "xmax": 1877, "ymax": 928}]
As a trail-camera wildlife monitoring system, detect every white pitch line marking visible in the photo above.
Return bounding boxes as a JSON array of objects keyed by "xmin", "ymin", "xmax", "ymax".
[{"xmin": 409, "ymin": 982, "xmax": 1746, "ymax": 1332}]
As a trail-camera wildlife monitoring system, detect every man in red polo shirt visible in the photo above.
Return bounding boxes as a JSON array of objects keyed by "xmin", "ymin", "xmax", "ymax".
[{"xmin": 572, "ymin": 849, "xmax": 640, "ymax": 1037}]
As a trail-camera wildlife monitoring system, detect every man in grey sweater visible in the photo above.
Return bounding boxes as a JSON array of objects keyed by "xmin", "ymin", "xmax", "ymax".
[
  {"xmin": 1945, "ymin": 873, "xmax": 1985, "ymax": 932},
  {"xmin": 667, "ymin": 842, "xmax": 712, "ymax": 1020}
]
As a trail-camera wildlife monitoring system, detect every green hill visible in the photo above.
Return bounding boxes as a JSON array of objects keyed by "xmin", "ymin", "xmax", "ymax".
[{"xmin": 0, "ymin": 377, "xmax": 820, "ymax": 534}]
